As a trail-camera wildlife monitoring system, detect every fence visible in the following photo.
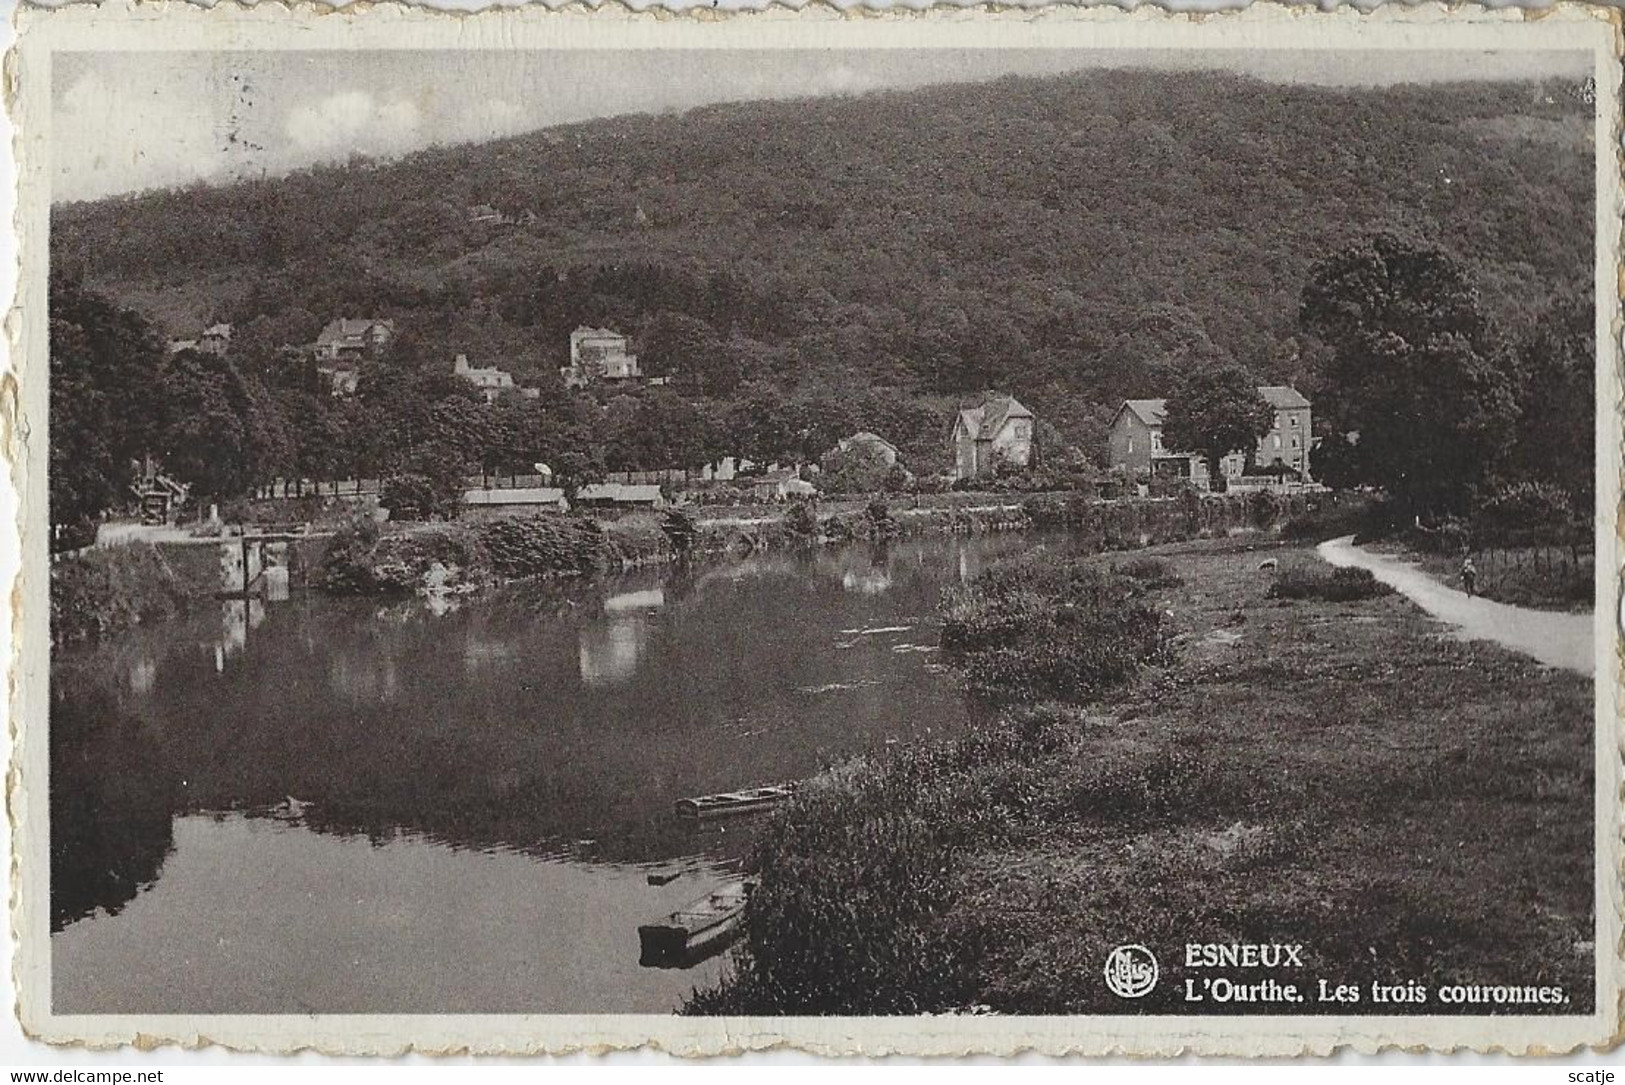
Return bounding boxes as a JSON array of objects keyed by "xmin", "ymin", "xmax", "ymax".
[{"xmin": 255, "ymin": 479, "xmax": 382, "ymax": 500}]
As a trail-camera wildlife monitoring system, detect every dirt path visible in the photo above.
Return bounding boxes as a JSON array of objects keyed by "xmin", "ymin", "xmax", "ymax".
[{"xmin": 1317, "ymin": 536, "xmax": 1594, "ymax": 676}]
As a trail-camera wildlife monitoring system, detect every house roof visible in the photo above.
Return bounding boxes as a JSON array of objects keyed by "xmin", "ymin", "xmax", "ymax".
[
  {"xmin": 1123, "ymin": 399, "xmax": 1169, "ymax": 427},
  {"xmin": 1258, "ymin": 385, "xmax": 1311, "ymax": 410},
  {"xmin": 1120, "ymin": 386, "xmax": 1309, "ymax": 427},
  {"xmin": 317, "ymin": 318, "xmax": 395, "ymax": 344},
  {"xmin": 957, "ymin": 395, "xmax": 1033, "ymax": 440},
  {"xmin": 463, "ymin": 487, "xmax": 566, "ymax": 507},
  {"xmin": 839, "ymin": 431, "xmax": 898, "ymax": 454},
  {"xmin": 577, "ymin": 483, "xmax": 663, "ymax": 503}
]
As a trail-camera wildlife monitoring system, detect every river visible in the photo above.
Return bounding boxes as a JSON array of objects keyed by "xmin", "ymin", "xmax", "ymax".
[{"xmin": 50, "ymin": 530, "xmax": 1060, "ymax": 1014}]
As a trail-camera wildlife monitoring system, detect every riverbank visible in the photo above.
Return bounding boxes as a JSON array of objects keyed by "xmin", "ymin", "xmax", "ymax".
[
  {"xmin": 686, "ymin": 536, "xmax": 1594, "ymax": 1015},
  {"xmin": 50, "ymin": 543, "xmax": 222, "ymax": 646},
  {"xmin": 49, "ymin": 490, "xmax": 1320, "ymax": 646},
  {"xmin": 317, "ymin": 490, "xmax": 1316, "ymax": 598}
]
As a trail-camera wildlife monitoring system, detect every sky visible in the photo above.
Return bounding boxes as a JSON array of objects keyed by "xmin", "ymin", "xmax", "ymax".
[{"xmin": 51, "ymin": 47, "xmax": 1592, "ymax": 203}]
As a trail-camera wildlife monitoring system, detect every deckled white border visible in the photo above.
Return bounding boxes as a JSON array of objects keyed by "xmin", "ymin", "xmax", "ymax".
[{"xmin": 6, "ymin": 0, "xmax": 1621, "ymax": 1057}]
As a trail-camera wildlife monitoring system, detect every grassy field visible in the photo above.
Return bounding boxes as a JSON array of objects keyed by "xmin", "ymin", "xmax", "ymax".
[
  {"xmin": 688, "ymin": 538, "xmax": 1595, "ymax": 1016},
  {"xmin": 1374, "ymin": 542, "xmax": 1594, "ymax": 613}
]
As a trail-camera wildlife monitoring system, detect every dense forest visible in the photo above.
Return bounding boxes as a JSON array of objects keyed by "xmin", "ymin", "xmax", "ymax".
[{"xmin": 49, "ymin": 67, "xmax": 1595, "ymax": 528}]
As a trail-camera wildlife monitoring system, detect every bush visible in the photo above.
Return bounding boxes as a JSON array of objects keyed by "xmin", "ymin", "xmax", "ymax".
[
  {"xmin": 317, "ymin": 523, "xmax": 386, "ymax": 594},
  {"xmin": 817, "ymin": 444, "xmax": 895, "ymax": 494},
  {"xmin": 659, "ymin": 507, "xmax": 700, "ymax": 554},
  {"xmin": 1280, "ymin": 495, "xmax": 1381, "ymax": 542},
  {"xmin": 1115, "ymin": 555, "xmax": 1183, "ymax": 589},
  {"xmin": 50, "ymin": 544, "xmax": 206, "ymax": 645},
  {"xmin": 477, "ymin": 515, "xmax": 605, "ymax": 578},
  {"xmin": 1267, "ymin": 564, "xmax": 1393, "ymax": 602},
  {"xmin": 1019, "ymin": 492, "xmax": 1097, "ymax": 528},
  {"xmin": 318, "ymin": 522, "xmax": 486, "ymax": 595},
  {"xmin": 686, "ymin": 712, "xmax": 1075, "ymax": 1016},
  {"xmin": 784, "ymin": 500, "xmax": 820, "ymax": 540},
  {"xmin": 941, "ymin": 552, "xmax": 1173, "ymax": 704},
  {"xmin": 866, "ymin": 499, "xmax": 900, "ymax": 541},
  {"xmin": 1148, "ymin": 475, "xmax": 1199, "ymax": 500}
]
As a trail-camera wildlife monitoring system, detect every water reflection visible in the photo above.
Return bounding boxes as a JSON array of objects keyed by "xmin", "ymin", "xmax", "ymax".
[
  {"xmin": 50, "ymin": 531, "xmax": 1061, "ymax": 1012},
  {"xmin": 580, "ymin": 589, "xmax": 665, "ymax": 686},
  {"xmin": 50, "ymin": 688, "xmax": 179, "ymax": 932},
  {"xmin": 214, "ymin": 598, "xmax": 266, "ymax": 672}
]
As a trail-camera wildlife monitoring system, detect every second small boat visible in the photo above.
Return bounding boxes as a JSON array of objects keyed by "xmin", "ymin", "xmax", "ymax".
[{"xmin": 674, "ymin": 784, "xmax": 796, "ymax": 820}]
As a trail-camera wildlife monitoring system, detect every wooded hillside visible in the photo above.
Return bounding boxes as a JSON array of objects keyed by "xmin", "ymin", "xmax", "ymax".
[{"xmin": 53, "ymin": 67, "xmax": 1592, "ymax": 428}]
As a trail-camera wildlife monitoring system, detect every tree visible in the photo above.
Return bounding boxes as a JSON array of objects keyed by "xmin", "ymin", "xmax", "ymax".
[
  {"xmin": 154, "ymin": 349, "xmax": 289, "ymax": 507},
  {"xmin": 1161, "ymin": 366, "xmax": 1274, "ymax": 493},
  {"xmin": 1299, "ymin": 232, "xmax": 1520, "ymax": 516},
  {"xmin": 640, "ymin": 311, "xmax": 732, "ymax": 395},
  {"xmin": 48, "ymin": 279, "xmax": 168, "ymax": 541},
  {"xmin": 380, "ymin": 447, "xmax": 466, "ymax": 521},
  {"xmin": 1508, "ymin": 290, "xmax": 1592, "ymax": 510}
]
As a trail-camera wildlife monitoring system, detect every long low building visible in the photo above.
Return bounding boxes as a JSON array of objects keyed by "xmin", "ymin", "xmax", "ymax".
[
  {"xmin": 462, "ymin": 487, "xmax": 569, "ymax": 516},
  {"xmin": 574, "ymin": 483, "xmax": 666, "ymax": 508}
]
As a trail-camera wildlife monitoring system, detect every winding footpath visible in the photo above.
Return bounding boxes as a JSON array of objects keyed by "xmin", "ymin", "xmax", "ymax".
[{"xmin": 1316, "ymin": 536, "xmax": 1595, "ymax": 677}]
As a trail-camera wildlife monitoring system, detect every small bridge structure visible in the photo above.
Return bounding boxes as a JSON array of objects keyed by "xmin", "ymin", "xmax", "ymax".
[{"xmin": 221, "ymin": 522, "xmax": 325, "ymax": 598}]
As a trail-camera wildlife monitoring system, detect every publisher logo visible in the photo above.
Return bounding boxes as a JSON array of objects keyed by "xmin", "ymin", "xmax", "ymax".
[{"xmin": 1104, "ymin": 944, "xmax": 1159, "ymax": 999}]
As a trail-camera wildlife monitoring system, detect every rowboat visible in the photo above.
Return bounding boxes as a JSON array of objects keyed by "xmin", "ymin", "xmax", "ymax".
[
  {"xmin": 673, "ymin": 784, "xmax": 796, "ymax": 820},
  {"xmin": 638, "ymin": 881, "xmax": 752, "ymax": 967}
]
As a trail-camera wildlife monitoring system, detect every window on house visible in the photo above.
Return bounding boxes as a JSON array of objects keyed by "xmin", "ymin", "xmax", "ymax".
[
  {"xmin": 1273, "ymin": 435, "xmax": 1281, "ymax": 449},
  {"xmin": 1291, "ymin": 435, "xmax": 1300, "ymax": 448},
  {"xmin": 1290, "ymin": 416, "xmax": 1299, "ymax": 427},
  {"xmin": 1128, "ymin": 437, "xmax": 1135, "ymax": 453}
]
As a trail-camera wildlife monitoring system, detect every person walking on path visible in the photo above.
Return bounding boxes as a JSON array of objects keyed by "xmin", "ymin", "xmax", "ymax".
[
  {"xmin": 1317, "ymin": 536, "xmax": 1590, "ymax": 676},
  {"xmin": 1459, "ymin": 554, "xmax": 1478, "ymax": 598}
]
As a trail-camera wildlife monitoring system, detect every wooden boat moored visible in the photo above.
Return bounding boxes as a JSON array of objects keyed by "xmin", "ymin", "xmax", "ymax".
[
  {"xmin": 638, "ymin": 881, "xmax": 752, "ymax": 967},
  {"xmin": 674, "ymin": 784, "xmax": 795, "ymax": 820}
]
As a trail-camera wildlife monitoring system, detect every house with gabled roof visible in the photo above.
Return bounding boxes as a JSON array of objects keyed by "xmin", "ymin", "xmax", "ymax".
[
  {"xmin": 314, "ymin": 318, "xmax": 395, "ymax": 362},
  {"xmin": 951, "ymin": 394, "xmax": 1034, "ymax": 481},
  {"xmin": 834, "ymin": 431, "xmax": 900, "ymax": 466},
  {"xmin": 1107, "ymin": 384, "xmax": 1312, "ymax": 485}
]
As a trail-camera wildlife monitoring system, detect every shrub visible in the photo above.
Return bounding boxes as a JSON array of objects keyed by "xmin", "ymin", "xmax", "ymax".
[
  {"xmin": 1280, "ymin": 495, "xmax": 1380, "ymax": 542},
  {"xmin": 940, "ymin": 552, "xmax": 1173, "ymax": 704},
  {"xmin": 1019, "ymin": 492, "xmax": 1097, "ymax": 528},
  {"xmin": 317, "ymin": 523, "xmax": 386, "ymax": 594},
  {"xmin": 477, "ymin": 515, "xmax": 605, "ymax": 578},
  {"xmin": 318, "ymin": 523, "xmax": 486, "ymax": 595},
  {"xmin": 817, "ymin": 444, "xmax": 895, "ymax": 494},
  {"xmin": 659, "ymin": 507, "xmax": 699, "ymax": 554},
  {"xmin": 1267, "ymin": 564, "xmax": 1393, "ymax": 602},
  {"xmin": 1115, "ymin": 555, "xmax": 1183, "ymax": 589},
  {"xmin": 50, "ymin": 544, "xmax": 206, "ymax": 645},
  {"xmin": 1148, "ymin": 475, "xmax": 1199, "ymax": 500},
  {"xmin": 866, "ymin": 499, "xmax": 900, "ymax": 541},
  {"xmin": 784, "ymin": 500, "xmax": 820, "ymax": 540}
]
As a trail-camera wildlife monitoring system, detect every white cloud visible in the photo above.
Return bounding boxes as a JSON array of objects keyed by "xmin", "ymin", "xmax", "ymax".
[{"xmin": 284, "ymin": 90, "xmax": 422, "ymax": 157}]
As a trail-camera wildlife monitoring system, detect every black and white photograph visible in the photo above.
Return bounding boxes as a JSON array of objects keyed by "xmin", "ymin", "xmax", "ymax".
[{"xmin": 13, "ymin": 4, "xmax": 1620, "ymax": 1057}]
